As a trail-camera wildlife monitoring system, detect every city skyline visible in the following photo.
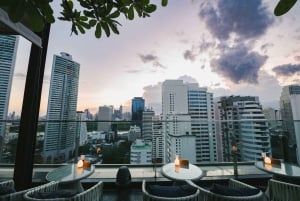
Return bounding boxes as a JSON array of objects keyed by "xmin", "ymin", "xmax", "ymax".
[{"xmin": 8, "ymin": 0, "xmax": 300, "ymax": 116}]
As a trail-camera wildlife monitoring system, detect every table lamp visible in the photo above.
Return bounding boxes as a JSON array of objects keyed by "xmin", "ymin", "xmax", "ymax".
[
  {"xmin": 175, "ymin": 155, "xmax": 180, "ymax": 172},
  {"xmin": 77, "ymin": 155, "xmax": 85, "ymax": 168}
]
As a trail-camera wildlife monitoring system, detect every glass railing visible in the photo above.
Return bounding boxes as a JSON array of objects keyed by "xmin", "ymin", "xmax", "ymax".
[{"xmin": 1, "ymin": 119, "xmax": 299, "ymax": 167}]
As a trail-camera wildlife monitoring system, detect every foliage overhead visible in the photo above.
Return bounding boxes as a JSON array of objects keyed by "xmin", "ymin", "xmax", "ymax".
[
  {"xmin": 274, "ymin": 0, "xmax": 297, "ymax": 16},
  {"xmin": 0, "ymin": 0, "xmax": 168, "ymax": 38}
]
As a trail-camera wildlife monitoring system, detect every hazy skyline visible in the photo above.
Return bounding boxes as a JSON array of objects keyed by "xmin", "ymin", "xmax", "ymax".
[{"xmin": 8, "ymin": 0, "xmax": 300, "ymax": 116}]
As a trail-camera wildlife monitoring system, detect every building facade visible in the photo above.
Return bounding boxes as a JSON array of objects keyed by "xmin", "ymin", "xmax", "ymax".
[
  {"xmin": 43, "ymin": 52, "xmax": 80, "ymax": 163},
  {"xmin": 97, "ymin": 105, "xmax": 113, "ymax": 133},
  {"xmin": 130, "ymin": 139, "xmax": 152, "ymax": 164},
  {"xmin": 280, "ymin": 85, "xmax": 300, "ymax": 164},
  {"xmin": 131, "ymin": 97, "xmax": 145, "ymax": 125},
  {"xmin": 0, "ymin": 35, "xmax": 18, "ymax": 161},
  {"xmin": 162, "ymin": 80, "xmax": 216, "ymax": 163},
  {"xmin": 216, "ymin": 96, "xmax": 271, "ymax": 162},
  {"xmin": 142, "ymin": 109, "xmax": 155, "ymax": 143}
]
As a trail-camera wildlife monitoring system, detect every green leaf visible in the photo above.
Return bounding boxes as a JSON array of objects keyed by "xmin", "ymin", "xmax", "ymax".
[
  {"xmin": 79, "ymin": 15, "xmax": 88, "ymax": 21},
  {"xmin": 101, "ymin": 21, "xmax": 110, "ymax": 37},
  {"xmin": 8, "ymin": 0, "xmax": 26, "ymax": 22},
  {"xmin": 76, "ymin": 23, "xmax": 85, "ymax": 34},
  {"xmin": 78, "ymin": 21, "xmax": 91, "ymax": 29},
  {"xmin": 95, "ymin": 22, "xmax": 102, "ymax": 38},
  {"xmin": 144, "ymin": 4, "xmax": 156, "ymax": 13},
  {"xmin": 274, "ymin": 0, "xmax": 297, "ymax": 16},
  {"xmin": 141, "ymin": 0, "xmax": 150, "ymax": 6},
  {"xmin": 128, "ymin": 5, "xmax": 134, "ymax": 20},
  {"xmin": 67, "ymin": 0, "xmax": 74, "ymax": 9},
  {"xmin": 89, "ymin": 19, "xmax": 97, "ymax": 26},
  {"xmin": 83, "ymin": 10, "xmax": 95, "ymax": 18},
  {"xmin": 162, "ymin": 0, "xmax": 168, "ymax": 7},
  {"xmin": 109, "ymin": 10, "xmax": 120, "ymax": 18},
  {"xmin": 108, "ymin": 21, "xmax": 119, "ymax": 34},
  {"xmin": 72, "ymin": 24, "xmax": 78, "ymax": 35},
  {"xmin": 121, "ymin": 0, "xmax": 132, "ymax": 5},
  {"xmin": 28, "ymin": 3, "xmax": 45, "ymax": 31}
]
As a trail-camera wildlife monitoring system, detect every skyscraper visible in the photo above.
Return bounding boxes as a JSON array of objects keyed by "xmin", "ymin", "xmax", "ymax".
[
  {"xmin": 280, "ymin": 85, "xmax": 300, "ymax": 164},
  {"xmin": 131, "ymin": 97, "xmax": 145, "ymax": 124},
  {"xmin": 97, "ymin": 105, "xmax": 113, "ymax": 133},
  {"xmin": 162, "ymin": 80, "xmax": 216, "ymax": 163},
  {"xmin": 0, "ymin": 35, "xmax": 18, "ymax": 160},
  {"xmin": 216, "ymin": 96, "xmax": 271, "ymax": 162},
  {"xmin": 142, "ymin": 109, "xmax": 155, "ymax": 143},
  {"xmin": 43, "ymin": 52, "xmax": 80, "ymax": 163}
]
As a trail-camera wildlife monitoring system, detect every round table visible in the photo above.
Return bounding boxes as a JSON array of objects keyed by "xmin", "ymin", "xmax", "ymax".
[
  {"xmin": 46, "ymin": 163, "xmax": 95, "ymax": 192},
  {"xmin": 161, "ymin": 162, "xmax": 203, "ymax": 181},
  {"xmin": 255, "ymin": 161, "xmax": 300, "ymax": 184}
]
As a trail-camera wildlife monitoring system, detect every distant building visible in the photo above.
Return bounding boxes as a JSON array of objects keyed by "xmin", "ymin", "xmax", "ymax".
[
  {"xmin": 0, "ymin": 35, "xmax": 18, "ymax": 160},
  {"xmin": 128, "ymin": 125, "xmax": 141, "ymax": 142},
  {"xmin": 113, "ymin": 105, "xmax": 123, "ymax": 120},
  {"xmin": 130, "ymin": 139, "xmax": 152, "ymax": 164},
  {"xmin": 142, "ymin": 109, "xmax": 155, "ymax": 143},
  {"xmin": 43, "ymin": 52, "xmax": 80, "ymax": 163},
  {"xmin": 131, "ymin": 97, "xmax": 145, "ymax": 126},
  {"xmin": 97, "ymin": 105, "xmax": 113, "ymax": 133},
  {"xmin": 152, "ymin": 115, "xmax": 164, "ymax": 163},
  {"xmin": 280, "ymin": 85, "xmax": 300, "ymax": 164}
]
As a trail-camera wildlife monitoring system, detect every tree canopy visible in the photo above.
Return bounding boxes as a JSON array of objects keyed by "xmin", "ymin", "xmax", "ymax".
[{"xmin": 0, "ymin": 0, "xmax": 168, "ymax": 38}]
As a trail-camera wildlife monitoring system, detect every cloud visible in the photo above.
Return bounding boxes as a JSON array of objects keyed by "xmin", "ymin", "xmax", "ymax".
[
  {"xmin": 211, "ymin": 72, "xmax": 282, "ymax": 109},
  {"xmin": 294, "ymin": 56, "xmax": 300, "ymax": 61},
  {"xmin": 211, "ymin": 44, "xmax": 268, "ymax": 84},
  {"xmin": 138, "ymin": 53, "xmax": 167, "ymax": 70},
  {"xmin": 177, "ymin": 75, "xmax": 198, "ymax": 83},
  {"xmin": 153, "ymin": 61, "xmax": 167, "ymax": 69},
  {"xmin": 183, "ymin": 50, "xmax": 197, "ymax": 62},
  {"xmin": 142, "ymin": 83, "xmax": 162, "ymax": 114},
  {"xmin": 199, "ymin": 0, "xmax": 274, "ymax": 41},
  {"xmin": 273, "ymin": 64, "xmax": 300, "ymax": 76},
  {"xmin": 138, "ymin": 54, "xmax": 158, "ymax": 63},
  {"xmin": 260, "ymin": 43, "xmax": 274, "ymax": 54},
  {"xmin": 199, "ymin": 39, "xmax": 215, "ymax": 53},
  {"xmin": 125, "ymin": 69, "xmax": 142, "ymax": 74}
]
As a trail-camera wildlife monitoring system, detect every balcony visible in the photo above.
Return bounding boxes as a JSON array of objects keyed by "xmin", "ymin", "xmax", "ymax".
[{"xmin": 1, "ymin": 119, "xmax": 298, "ymax": 200}]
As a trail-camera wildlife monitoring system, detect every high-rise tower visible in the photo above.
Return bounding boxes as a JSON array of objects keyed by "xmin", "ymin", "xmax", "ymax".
[
  {"xmin": 216, "ymin": 96, "xmax": 271, "ymax": 162},
  {"xmin": 43, "ymin": 52, "xmax": 80, "ymax": 163},
  {"xmin": 280, "ymin": 85, "xmax": 300, "ymax": 164},
  {"xmin": 0, "ymin": 35, "xmax": 18, "ymax": 160},
  {"xmin": 162, "ymin": 80, "xmax": 216, "ymax": 163},
  {"xmin": 131, "ymin": 97, "xmax": 145, "ymax": 126}
]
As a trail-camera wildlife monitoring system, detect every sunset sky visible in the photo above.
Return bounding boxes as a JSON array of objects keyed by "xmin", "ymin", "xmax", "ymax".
[{"xmin": 9, "ymin": 0, "xmax": 300, "ymax": 116}]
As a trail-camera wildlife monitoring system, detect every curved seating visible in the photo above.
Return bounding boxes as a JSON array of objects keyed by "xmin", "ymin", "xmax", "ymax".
[
  {"xmin": 268, "ymin": 179, "xmax": 300, "ymax": 201},
  {"xmin": 186, "ymin": 179, "xmax": 265, "ymax": 201},
  {"xmin": 23, "ymin": 180, "xmax": 103, "ymax": 201},
  {"xmin": 142, "ymin": 180, "xmax": 199, "ymax": 201},
  {"xmin": 0, "ymin": 179, "xmax": 32, "ymax": 201}
]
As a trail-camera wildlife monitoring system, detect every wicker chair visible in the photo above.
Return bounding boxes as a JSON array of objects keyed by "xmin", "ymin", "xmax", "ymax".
[
  {"xmin": 23, "ymin": 180, "xmax": 103, "ymax": 201},
  {"xmin": 0, "ymin": 179, "xmax": 33, "ymax": 201},
  {"xmin": 142, "ymin": 180, "xmax": 199, "ymax": 201},
  {"xmin": 268, "ymin": 179, "xmax": 300, "ymax": 201},
  {"xmin": 186, "ymin": 179, "xmax": 265, "ymax": 201}
]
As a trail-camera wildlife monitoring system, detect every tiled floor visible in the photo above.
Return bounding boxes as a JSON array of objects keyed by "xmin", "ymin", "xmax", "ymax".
[{"xmin": 102, "ymin": 189, "xmax": 142, "ymax": 201}]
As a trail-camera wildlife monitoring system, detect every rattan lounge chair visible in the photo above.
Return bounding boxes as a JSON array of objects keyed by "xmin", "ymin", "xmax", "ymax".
[
  {"xmin": 142, "ymin": 180, "xmax": 199, "ymax": 201},
  {"xmin": 23, "ymin": 180, "xmax": 103, "ymax": 201},
  {"xmin": 0, "ymin": 179, "xmax": 33, "ymax": 201},
  {"xmin": 186, "ymin": 178, "xmax": 265, "ymax": 201},
  {"xmin": 268, "ymin": 179, "xmax": 300, "ymax": 201}
]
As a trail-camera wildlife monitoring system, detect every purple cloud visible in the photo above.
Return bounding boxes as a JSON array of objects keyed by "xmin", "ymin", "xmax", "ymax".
[{"xmin": 273, "ymin": 64, "xmax": 300, "ymax": 76}]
